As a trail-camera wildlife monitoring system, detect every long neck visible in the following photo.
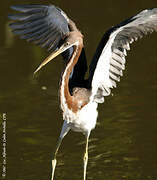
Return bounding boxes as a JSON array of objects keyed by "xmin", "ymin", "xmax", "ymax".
[{"xmin": 60, "ymin": 43, "xmax": 83, "ymax": 113}]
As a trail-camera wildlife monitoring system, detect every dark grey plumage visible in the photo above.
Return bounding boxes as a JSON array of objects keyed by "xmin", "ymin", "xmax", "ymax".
[
  {"xmin": 8, "ymin": 4, "xmax": 88, "ymax": 90},
  {"xmin": 8, "ymin": 5, "xmax": 69, "ymax": 52}
]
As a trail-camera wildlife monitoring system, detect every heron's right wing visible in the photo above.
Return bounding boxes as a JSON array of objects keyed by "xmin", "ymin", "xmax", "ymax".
[
  {"xmin": 8, "ymin": 4, "xmax": 70, "ymax": 52},
  {"xmin": 8, "ymin": 4, "xmax": 88, "ymax": 85},
  {"xmin": 88, "ymin": 8, "xmax": 157, "ymax": 103}
]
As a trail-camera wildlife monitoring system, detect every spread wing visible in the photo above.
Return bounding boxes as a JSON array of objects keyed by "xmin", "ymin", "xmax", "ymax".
[
  {"xmin": 89, "ymin": 8, "xmax": 157, "ymax": 103},
  {"xmin": 8, "ymin": 4, "xmax": 88, "ymax": 87},
  {"xmin": 8, "ymin": 4, "xmax": 69, "ymax": 52}
]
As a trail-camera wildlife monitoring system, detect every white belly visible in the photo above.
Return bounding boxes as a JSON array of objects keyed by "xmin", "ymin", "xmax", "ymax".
[{"xmin": 69, "ymin": 102, "xmax": 98, "ymax": 134}]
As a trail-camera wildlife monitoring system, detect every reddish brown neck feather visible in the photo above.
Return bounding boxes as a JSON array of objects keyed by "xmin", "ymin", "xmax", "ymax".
[{"xmin": 61, "ymin": 44, "xmax": 83, "ymax": 113}]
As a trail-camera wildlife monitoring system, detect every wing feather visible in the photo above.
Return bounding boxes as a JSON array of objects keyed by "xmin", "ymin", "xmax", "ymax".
[
  {"xmin": 89, "ymin": 8, "xmax": 157, "ymax": 103},
  {"xmin": 8, "ymin": 4, "xmax": 88, "ymax": 85},
  {"xmin": 8, "ymin": 4, "xmax": 69, "ymax": 52}
]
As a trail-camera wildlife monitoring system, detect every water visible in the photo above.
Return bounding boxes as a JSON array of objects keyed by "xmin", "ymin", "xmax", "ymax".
[{"xmin": 1, "ymin": 0, "xmax": 157, "ymax": 180}]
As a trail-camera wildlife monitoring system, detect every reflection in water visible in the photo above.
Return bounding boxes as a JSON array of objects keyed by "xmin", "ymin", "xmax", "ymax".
[
  {"xmin": 5, "ymin": 22, "xmax": 14, "ymax": 48},
  {"xmin": 1, "ymin": 1, "xmax": 157, "ymax": 180}
]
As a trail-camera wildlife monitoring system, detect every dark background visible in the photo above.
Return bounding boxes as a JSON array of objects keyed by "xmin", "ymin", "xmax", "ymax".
[{"xmin": 0, "ymin": 0, "xmax": 157, "ymax": 180}]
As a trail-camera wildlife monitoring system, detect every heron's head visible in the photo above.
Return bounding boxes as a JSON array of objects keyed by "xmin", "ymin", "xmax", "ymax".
[{"xmin": 34, "ymin": 31, "xmax": 83, "ymax": 74}]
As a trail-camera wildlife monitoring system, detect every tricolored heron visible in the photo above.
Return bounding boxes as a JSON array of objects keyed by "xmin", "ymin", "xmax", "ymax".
[{"xmin": 9, "ymin": 4, "xmax": 157, "ymax": 180}]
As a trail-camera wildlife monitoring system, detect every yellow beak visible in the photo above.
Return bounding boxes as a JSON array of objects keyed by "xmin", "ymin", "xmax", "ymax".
[{"xmin": 34, "ymin": 42, "xmax": 75, "ymax": 74}]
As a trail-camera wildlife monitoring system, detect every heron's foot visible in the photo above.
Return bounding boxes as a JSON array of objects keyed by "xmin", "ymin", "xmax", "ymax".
[
  {"xmin": 84, "ymin": 151, "xmax": 88, "ymax": 162},
  {"xmin": 83, "ymin": 133, "xmax": 90, "ymax": 180},
  {"xmin": 83, "ymin": 135, "xmax": 89, "ymax": 180},
  {"xmin": 83, "ymin": 151, "xmax": 88, "ymax": 180},
  {"xmin": 51, "ymin": 158, "xmax": 57, "ymax": 180}
]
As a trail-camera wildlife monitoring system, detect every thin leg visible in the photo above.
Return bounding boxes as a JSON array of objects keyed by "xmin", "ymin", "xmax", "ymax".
[
  {"xmin": 51, "ymin": 137, "xmax": 62, "ymax": 180},
  {"xmin": 83, "ymin": 134, "xmax": 90, "ymax": 180},
  {"xmin": 51, "ymin": 121, "xmax": 70, "ymax": 180}
]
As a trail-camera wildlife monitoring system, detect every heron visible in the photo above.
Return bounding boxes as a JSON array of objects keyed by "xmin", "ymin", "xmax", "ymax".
[{"xmin": 8, "ymin": 4, "xmax": 157, "ymax": 180}]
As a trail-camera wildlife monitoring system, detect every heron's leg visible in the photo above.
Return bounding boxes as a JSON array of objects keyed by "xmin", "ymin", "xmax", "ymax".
[
  {"xmin": 51, "ymin": 137, "xmax": 62, "ymax": 180},
  {"xmin": 83, "ymin": 133, "xmax": 90, "ymax": 180},
  {"xmin": 51, "ymin": 121, "xmax": 70, "ymax": 180}
]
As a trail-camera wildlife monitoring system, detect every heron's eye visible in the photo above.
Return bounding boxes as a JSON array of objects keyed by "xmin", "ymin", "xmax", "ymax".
[{"xmin": 66, "ymin": 42, "xmax": 70, "ymax": 46}]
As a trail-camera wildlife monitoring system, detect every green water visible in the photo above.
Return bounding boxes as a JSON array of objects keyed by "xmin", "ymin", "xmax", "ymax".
[{"xmin": 0, "ymin": 0, "xmax": 157, "ymax": 180}]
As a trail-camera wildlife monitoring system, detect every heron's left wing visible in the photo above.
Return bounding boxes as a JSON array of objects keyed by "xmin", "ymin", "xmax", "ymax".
[
  {"xmin": 89, "ymin": 8, "xmax": 157, "ymax": 103},
  {"xmin": 8, "ymin": 4, "xmax": 69, "ymax": 52}
]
